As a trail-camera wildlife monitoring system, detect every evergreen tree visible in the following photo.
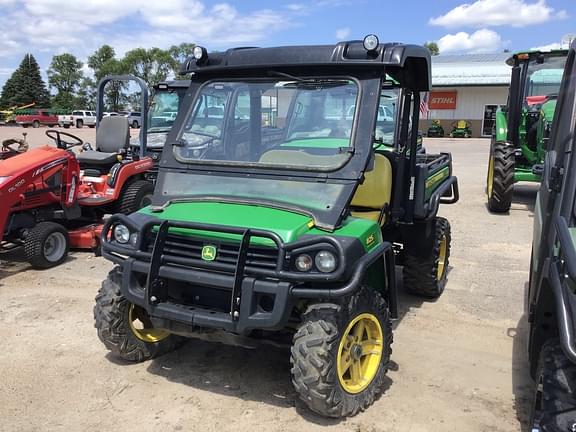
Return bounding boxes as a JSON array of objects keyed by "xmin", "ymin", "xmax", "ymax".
[{"xmin": 0, "ymin": 54, "xmax": 50, "ymax": 108}]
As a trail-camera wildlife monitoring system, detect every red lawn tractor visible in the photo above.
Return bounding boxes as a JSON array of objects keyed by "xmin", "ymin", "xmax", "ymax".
[{"xmin": 0, "ymin": 75, "xmax": 155, "ymax": 268}]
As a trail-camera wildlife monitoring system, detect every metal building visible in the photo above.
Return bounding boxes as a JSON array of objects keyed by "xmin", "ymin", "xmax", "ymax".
[{"xmin": 419, "ymin": 53, "xmax": 511, "ymax": 138}]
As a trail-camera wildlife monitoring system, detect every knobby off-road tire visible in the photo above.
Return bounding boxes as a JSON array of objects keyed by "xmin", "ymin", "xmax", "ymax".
[
  {"xmin": 94, "ymin": 268, "xmax": 182, "ymax": 362},
  {"xmin": 290, "ymin": 288, "xmax": 392, "ymax": 418},
  {"xmin": 24, "ymin": 222, "xmax": 70, "ymax": 269},
  {"xmin": 403, "ymin": 217, "xmax": 451, "ymax": 299},
  {"xmin": 530, "ymin": 339, "xmax": 576, "ymax": 431},
  {"xmin": 487, "ymin": 141, "xmax": 515, "ymax": 213},
  {"xmin": 115, "ymin": 180, "xmax": 154, "ymax": 214}
]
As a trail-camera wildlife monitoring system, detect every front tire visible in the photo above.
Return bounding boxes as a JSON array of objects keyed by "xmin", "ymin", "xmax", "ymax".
[
  {"xmin": 530, "ymin": 340, "xmax": 576, "ymax": 431},
  {"xmin": 94, "ymin": 268, "xmax": 182, "ymax": 362},
  {"xmin": 403, "ymin": 217, "xmax": 451, "ymax": 298},
  {"xmin": 290, "ymin": 288, "xmax": 392, "ymax": 418},
  {"xmin": 24, "ymin": 222, "xmax": 69, "ymax": 269},
  {"xmin": 487, "ymin": 141, "xmax": 515, "ymax": 213},
  {"xmin": 115, "ymin": 180, "xmax": 154, "ymax": 214}
]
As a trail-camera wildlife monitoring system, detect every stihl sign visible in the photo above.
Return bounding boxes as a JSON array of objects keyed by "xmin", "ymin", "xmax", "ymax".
[{"xmin": 429, "ymin": 91, "xmax": 457, "ymax": 109}]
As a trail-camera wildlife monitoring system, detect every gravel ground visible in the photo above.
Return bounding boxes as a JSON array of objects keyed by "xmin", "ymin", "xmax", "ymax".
[{"xmin": 0, "ymin": 127, "xmax": 536, "ymax": 432}]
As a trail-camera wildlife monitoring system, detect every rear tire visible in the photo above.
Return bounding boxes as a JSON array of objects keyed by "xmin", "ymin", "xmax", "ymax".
[
  {"xmin": 24, "ymin": 222, "xmax": 69, "ymax": 269},
  {"xmin": 530, "ymin": 339, "xmax": 576, "ymax": 431},
  {"xmin": 94, "ymin": 268, "xmax": 182, "ymax": 362},
  {"xmin": 487, "ymin": 141, "xmax": 515, "ymax": 213},
  {"xmin": 115, "ymin": 180, "xmax": 154, "ymax": 214},
  {"xmin": 403, "ymin": 217, "xmax": 451, "ymax": 298},
  {"xmin": 290, "ymin": 288, "xmax": 392, "ymax": 418},
  {"xmin": 76, "ymin": 119, "xmax": 83, "ymax": 128},
  {"xmin": 32, "ymin": 120, "xmax": 39, "ymax": 128}
]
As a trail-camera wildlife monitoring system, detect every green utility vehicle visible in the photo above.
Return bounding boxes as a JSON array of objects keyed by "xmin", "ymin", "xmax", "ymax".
[
  {"xmin": 526, "ymin": 41, "xmax": 576, "ymax": 431},
  {"xmin": 94, "ymin": 36, "xmax": 459, "ymax": 418},
  {"xmin": 487, "ymin": 49, "xmax": 568, "ymax": 212}
]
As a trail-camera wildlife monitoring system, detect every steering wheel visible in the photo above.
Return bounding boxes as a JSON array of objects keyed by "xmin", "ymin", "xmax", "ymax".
[{"xmin": 45, "ymin": 129, "xmax": 83, "ymax": 150}]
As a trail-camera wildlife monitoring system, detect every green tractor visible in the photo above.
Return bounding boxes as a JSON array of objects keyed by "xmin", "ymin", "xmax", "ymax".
[
  {"xmin": 449, "ymin": 120, "xmax": 472, "ymax": 138},
  {"xmin": 487, "ymin": 49, "xmax": 568, "ymax": 212},
  {"xmin": 93, "ymin": 37, "xmax": 459, "ymax": 418}
]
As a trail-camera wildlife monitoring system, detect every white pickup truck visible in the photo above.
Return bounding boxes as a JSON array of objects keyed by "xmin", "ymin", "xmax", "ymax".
[{"xmin": 58, "ymin": 110, "xmax": 97, "ymax": 128}]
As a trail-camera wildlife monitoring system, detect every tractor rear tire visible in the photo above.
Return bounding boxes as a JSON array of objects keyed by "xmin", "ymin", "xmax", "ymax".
[
  {"xmin": 290, "ymin": 288, "xmax": 392, "ymax": 418},
  {"xmin": 24, "ymin": 222, "xmax": 70, "ymax": 269},
  {"xmin": 530, "ymin": 339, "xmax": 576, "ymax": 431},
  {"xmin": 94, "ymin": 267, "xmax": 183, "ymax": 362},
  {"xmin": 487, "ymin": 141, "xmax": 515, "ymax": 213},
  {"xmin": 115, "ymin": 180, "xmax": 154, "ymax": 214},
  {"xmin": 403, "ymin": 217, "xmax": 451, "ymax": 299}
]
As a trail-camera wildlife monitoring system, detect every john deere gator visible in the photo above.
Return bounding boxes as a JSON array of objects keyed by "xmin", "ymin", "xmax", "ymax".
[{"xmin": 94, "ymin": 36, "xmax": 459, "ymax": 418}]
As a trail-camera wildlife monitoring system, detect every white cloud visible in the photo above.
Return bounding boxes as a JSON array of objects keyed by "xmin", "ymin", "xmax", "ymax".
[
  {"xmin": 430, "ymin": 0, "xmax": 567, "ymax": 28},
  {"xmin": 437, "ymin": 29, "xmax": 502, "ymax": 53},
  {"xmin": 286, "ymin": 3, "xmax": 306, "ymax": 12},
  {"xmin": 0, "ymin": 0, "xmax": 291, "ymax": 60},
  {"xmin": 531, "ymin": 42, "xmax": 563, "ymax": 51},
  {"xmin": 335, "ymin": 27, "xmax": 351, "ymax": 40}
]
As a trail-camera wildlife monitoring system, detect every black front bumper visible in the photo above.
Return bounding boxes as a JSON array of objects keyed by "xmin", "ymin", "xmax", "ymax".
[{"xmin": 101, "ymin": 215, "xmax": 395, "ymax": 335}]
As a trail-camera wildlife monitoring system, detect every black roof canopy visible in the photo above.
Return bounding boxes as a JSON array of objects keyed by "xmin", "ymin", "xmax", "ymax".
[{"xmin": 180, "ymin": 41, "xmax": 431, "ymax": 91}]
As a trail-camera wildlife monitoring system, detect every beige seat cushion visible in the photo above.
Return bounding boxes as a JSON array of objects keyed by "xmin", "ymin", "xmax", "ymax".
[{"xmin": 350, "ymin": 153, "xmax": 392, "ymax": 225}]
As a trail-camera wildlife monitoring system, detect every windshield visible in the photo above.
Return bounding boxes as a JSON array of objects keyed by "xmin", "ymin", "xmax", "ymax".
[
  {"xmin": 174, "ymin": 78, "xmax": 359, "ymax": 170},
  {"xmin": 525, "ymin": 55, "xmax": 567, "ymax": 98},
  {"xmin": 148, "ymin": 88, "xmax": 184, "ymax": 132}
]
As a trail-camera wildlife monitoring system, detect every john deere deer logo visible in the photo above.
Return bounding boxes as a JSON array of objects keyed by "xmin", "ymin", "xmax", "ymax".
[{"xmin": 202, "ymin": 245, "xmax": 217, "ymax": 261}]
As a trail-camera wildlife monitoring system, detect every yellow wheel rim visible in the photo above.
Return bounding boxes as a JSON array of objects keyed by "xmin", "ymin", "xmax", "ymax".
[
  {"xmin": 487, "ymin": 156, "xmax": 494, "ymax": 198},
  {"xmin": 337, "ymin": 313, "xmax": 383, "ymax": 394},
  {"xmin": 437, "ymin": 234, "xmax": 448, "ymax": 281},
  {"xmin": 128, "ymin": 304, "xmax": 170, "ymax": 343}
]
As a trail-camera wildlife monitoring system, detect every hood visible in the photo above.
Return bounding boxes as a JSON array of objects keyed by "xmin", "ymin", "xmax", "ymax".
[
  {"xmin": 137, "ymin": 201, "xmax": 315, "ymax": 244},
  {"xmin": 0, "ymin": 145, "xmax": 67, "ymax": 177}
]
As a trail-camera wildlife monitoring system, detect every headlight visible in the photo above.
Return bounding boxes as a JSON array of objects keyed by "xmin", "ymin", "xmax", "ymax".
[
  {"xmin": 363, "ymin": 34, "xmax": 379, "ymax": 51},
  {"xmin": 113, "ymin": 224, "xmax": 130, "ymax": 244},
  {"xmin": 315, "ymin": 250, "xmax": 337, "ymax": 273},
  {"xmin": 295, "ymin": 254, "xmax": 313, "ymax": 272}
]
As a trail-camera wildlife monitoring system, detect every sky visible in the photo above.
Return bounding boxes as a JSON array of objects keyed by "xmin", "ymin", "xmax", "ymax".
[{"xmin": 0, "ymin": 0, "xmax": 574, "ymax": 89}]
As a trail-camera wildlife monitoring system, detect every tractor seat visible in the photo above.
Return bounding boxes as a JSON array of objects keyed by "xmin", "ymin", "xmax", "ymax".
[
  {"xmin": 456, "ymin": 120, "xmax": 467, "ymax": 129},
  {"xmin": 76, "ymin": 116, "xmax": 130, "ymax": 166},
  {"xmin": 350, "ymin": 153, "xmax": 392, "ymax": 225}
]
